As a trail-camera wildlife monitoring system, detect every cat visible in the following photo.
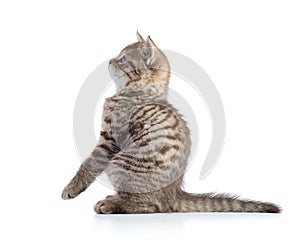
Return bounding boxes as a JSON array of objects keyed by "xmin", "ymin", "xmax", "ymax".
[{"xmin": 62, "ymin": 32, "xmax": 280, "ymax": 214}]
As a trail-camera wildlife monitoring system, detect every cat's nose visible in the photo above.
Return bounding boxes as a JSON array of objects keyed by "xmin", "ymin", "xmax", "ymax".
[{"xmin": 109, "ymin": 59, "xmax": 114, "ymax": 64}]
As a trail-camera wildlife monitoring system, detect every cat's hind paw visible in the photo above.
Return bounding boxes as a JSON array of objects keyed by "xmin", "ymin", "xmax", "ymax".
[{"xmin": 94, "ymin": 199, "xmax": 121, "ymax": 214}]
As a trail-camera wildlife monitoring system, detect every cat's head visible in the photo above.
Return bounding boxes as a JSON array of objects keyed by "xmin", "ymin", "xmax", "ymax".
[{"xmin": 109, "ymin": 32, "xmax": 170, "ymax": 91}]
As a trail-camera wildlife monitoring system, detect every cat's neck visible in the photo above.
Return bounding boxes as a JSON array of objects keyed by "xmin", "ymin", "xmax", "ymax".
[
  {"xmin": 113, "ymin": 68, "xmax": 170, "ymax": 102},
  {"xmin": 114, "ymin": 82, "xmax": 168, "ymax": 102},
  {"xmin": 125, "ymin": 68, "xmax": 170, "ymax": 87}
]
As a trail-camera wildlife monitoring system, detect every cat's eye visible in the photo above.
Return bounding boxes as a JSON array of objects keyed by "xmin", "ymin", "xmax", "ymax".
[{"xmin": 119, "ymin": 56, "xmax": 126, "ymax": 63}]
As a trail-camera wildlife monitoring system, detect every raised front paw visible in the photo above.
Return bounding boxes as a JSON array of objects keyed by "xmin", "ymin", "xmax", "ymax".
[{"xmin": 61, "ymin": 183, "xmax": 83, "ymax": 200}]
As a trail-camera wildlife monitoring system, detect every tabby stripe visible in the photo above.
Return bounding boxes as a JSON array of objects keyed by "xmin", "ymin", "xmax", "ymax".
[
  {"xmin": 118, "ymin": 154, "xmax": 167, "ymax": 168},
  {"xmin": 159, "ymin": 144, "xmax": 180, "ymax": 155},
  {"xmin": 144, "ymin": 134, "xmax": 181, "ymax": 143},
  {"xmin": 132, "ymin": 114, "xmax": 175, "ymax": 143},
  {"xmin": 104, "ymin": 117, "xmax": 111, "ymax": 124},
  {"xmin": 139, "ymin": 141, "xmax": 148, "ymax": 146},
  {"xmin": 121, "ymin": 158, "xmax": 155, "ymax": 171},
  {"xmin": 130, "ymin": 104, "xmax": 156, "ymax": 119},
  {"xmin": 129, "ymin": 123, "xmax": 143, "ymax": 136},
  {"xmin": 123, "ymin": 71, "xmax": 132, "ymax": 80},
  {"xmin": 128, "ymin": 72, "xmax": 136, "ymax": 79},
  {"xmin": 141, "ymin": 109, "xmax": 168, "ymax": 123},
  {"xmin": 132, "ymin": 131, "xmax": 150, "ymax": 143},
  {"xmin": 151, "ymin": 112, "xmax": 172, "ymax": 126},
  {"xmin": 150, "ymin": 117, "xmax": 179, "ymax": 134},
  {"xmin": 127, "ymin": 61, "xmax": 136, "ymax": 71},
  {"xmin": 127, "ymin": 61, "xmax": 139, "ymax": 76},
  {"xmin": 117, "ymin": 152, "xmax": 178, "ymax": 171},
  {"xmin": 118, "ymin": 154, "xmax": 153, "ymax": 163},
  {"xmin": 100, "ymin": 131, "xmax": 115, "ymax": 141},
  {"xmin": 150, "ymin": 109, "xmax": 167, "ymax": 119},
  {"xmin": 98, "ymin": 144, "xmax": 115, "ymax": 153},
  {"xmin": 114, "ymin": 157, "xmax": 166, "ymax": 172},
  {"xmin": 125, "ymin": 77, "xmax": 138, "ymax": 86},
  {"xmin": 113, "ymin": 161, "xmax": 149, "ymax": 173},
  {"xmin": 151, "ymin": 109, "xmax": 171, "ymax": 122},
  {"xmin": 135, "ymin": 106, "xmax": 158, "ymax": 121},
  {"xmin": 130, "ymin": 110, "xmax": 167, "ymax": 138},
  {"xmin": 119, "ymin": 154, "xmax": 173, "ymax": 167},
  {"xmin": 138, "ymin": 134, "xmax": 181, "ymax": 147},
  {"xmin": 221, "ymin": 199, "xmax": 229, "ymax": 212}
]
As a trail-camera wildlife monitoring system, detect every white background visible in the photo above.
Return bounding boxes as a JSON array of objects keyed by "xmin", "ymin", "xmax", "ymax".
[{"xmin": 0, "ymin": 0, "xmax": 299, "ymax": 239}]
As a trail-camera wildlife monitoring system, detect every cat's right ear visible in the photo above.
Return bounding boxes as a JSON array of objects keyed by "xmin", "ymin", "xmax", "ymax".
[
  {"xmin": 136, "ymin": 31, "xmax": 145, "ymax": 42},
  {"xmin": 146, "ymin": 36, "xmax": 157, "ymax": 48}
]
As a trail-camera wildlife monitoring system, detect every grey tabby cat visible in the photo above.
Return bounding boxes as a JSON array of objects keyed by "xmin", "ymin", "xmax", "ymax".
[{"xmin": 62, "ymin": 32, "xmax": 280, "ymax": 214}]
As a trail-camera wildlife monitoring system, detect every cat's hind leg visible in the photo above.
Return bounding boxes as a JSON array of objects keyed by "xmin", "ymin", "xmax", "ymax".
[{"xmin": 94, "ymin": 195, "xmax": 159, "ymax": 214}]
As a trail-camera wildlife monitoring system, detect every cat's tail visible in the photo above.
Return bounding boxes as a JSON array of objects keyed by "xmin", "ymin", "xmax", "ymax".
[{"xmin": 175, "ymin": 191, "xmax": 281, "ymax": 213}]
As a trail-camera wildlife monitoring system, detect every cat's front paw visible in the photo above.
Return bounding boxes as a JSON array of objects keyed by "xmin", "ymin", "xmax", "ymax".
[{"xmin": 61, "ymin": 183, "xmax": 82, "ymax": 200}]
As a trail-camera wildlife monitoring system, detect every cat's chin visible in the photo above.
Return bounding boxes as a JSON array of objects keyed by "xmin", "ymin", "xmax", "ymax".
[
  {"xmin": 108, "ymin": 64, "xmax": 125, "ymax": 91},
  {"xmin": 113, "ymin": 77, "xmax": 126, "ymax": 92}
]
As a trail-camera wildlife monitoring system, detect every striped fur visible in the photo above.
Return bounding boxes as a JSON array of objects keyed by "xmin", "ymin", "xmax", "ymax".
[{"xmin": 62, "ymin": 33, "xmax": 280, "ymax": 214}]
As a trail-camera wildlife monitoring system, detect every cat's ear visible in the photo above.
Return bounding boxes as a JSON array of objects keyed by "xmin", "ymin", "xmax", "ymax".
[
  {"xmin": 146, "ymin": 36, "xmax": 157, "ymax": 48},
  {"xmin": 142, "ymin": 47, "xmax": 153, "ymax": 61},
  {"xmin": 142, "ymin": 36, "xmax": 157, "ymax": 65},
  {"xmin": 136, "ymin": 31, "xmax": 145, "ymax": 42}
]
